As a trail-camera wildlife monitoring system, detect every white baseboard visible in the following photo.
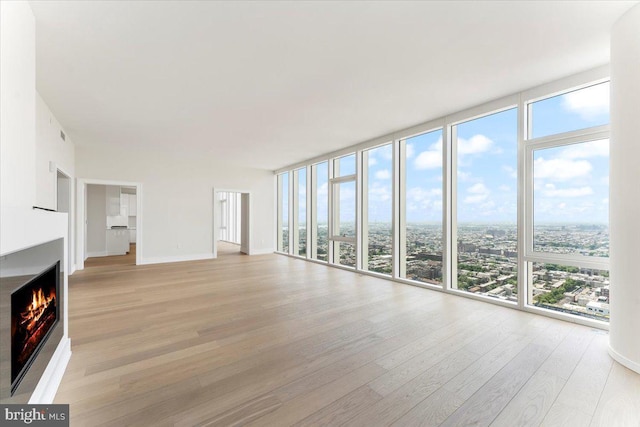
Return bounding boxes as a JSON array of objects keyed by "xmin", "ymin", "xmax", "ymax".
[
  {"xmin": 29, "ymin": 337, "xmax": 71, "ymax": 404},
  {"xmin": 249, "ymin": 248, "xmax": 275, "ymax": 255},
  {"xmin": 140, "ymin": 253, "xmax": 214, "ymax": 265},
  {"xmin": 609, "ymin": 344, "xmax": 640, "ymax": 374},
  {"xmin": 86, "ymin": 251, "xmax": 108, "ymax": 258}
]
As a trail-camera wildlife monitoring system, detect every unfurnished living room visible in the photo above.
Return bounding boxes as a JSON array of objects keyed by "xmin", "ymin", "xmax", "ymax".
[{"xmin": 1, "ymin": 1, "xmax": 639, "ymax": 426}]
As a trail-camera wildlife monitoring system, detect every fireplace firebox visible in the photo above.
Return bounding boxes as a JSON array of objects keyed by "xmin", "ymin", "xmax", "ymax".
[{"xmin": 10, "ymin": 261, "xmax": 60, "ymax": 395}]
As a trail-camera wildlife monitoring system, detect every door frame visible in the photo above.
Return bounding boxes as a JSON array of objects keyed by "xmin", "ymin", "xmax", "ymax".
[
  {"xmin": 55, "ymin": 166, "xmax": 74, "ymax": 274},
  {"xmin": 212, "ymin": 188, "xmax": 251, "ymax": 257},
  {"xmin": 77, "ymin": 178, "xmax": 143, "ymax": 270}
]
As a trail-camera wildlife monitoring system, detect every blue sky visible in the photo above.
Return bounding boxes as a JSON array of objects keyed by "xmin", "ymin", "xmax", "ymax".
[{"xmin": 286, "ymin": 82, "xmax": 609, "ymax": 226}]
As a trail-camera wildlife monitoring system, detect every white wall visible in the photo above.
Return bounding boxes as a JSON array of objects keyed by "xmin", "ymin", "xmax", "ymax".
[
  {"xmin": 609, "ymin": 2, "xmax": 640, "ymax": 375},
  {"xmin": 86, "ymin": 184, "xmax": 107, "ymax": 256},
  {"xmin": 0, "ymin": 1, "xmax": 36, "ymax": 210},
  {"xmin": 56, "ymin": 174, "xmax": 70, "ymax": 213},
  {"xmin": 75, "ymin": 144, "xmax": 274, "ymax": 264},
  {"xmin": 35, "ymin": 93, "xmax": 75, "ymax": 211},
  {"xmin": 0, "ymin": 1, "xmax": 71, "ymax": 404},
  {"xmin": 35, "ymin": 93, "xmax": 76, "ymax": 270}
]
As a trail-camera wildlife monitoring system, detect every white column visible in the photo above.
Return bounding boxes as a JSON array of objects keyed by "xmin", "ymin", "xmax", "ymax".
[{"xmin": 609, "ymin": 3, "xmax": 640, "ymax": 374}]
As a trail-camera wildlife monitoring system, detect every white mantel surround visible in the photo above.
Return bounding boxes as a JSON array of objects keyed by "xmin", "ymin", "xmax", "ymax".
[
  {"xmin": 0, "ymin": 207, "xmax": 72, "ymax": 403},
  {"xmin": 609, "ymin": 3, "xmax": 640, "ymax": 375}
]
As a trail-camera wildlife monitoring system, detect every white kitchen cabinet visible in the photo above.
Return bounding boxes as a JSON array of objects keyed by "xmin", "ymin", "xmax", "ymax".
[
  {"xmin": 128, "ymin": 194, "xmax": 137, "ymax": 216},
  {"xmin": 129, "ymin": 229, "xmax": 136, "ymax": 243},
  {"xmin": 106, "ymin": 229, "xmax": 129, "ymax": 255},
  {"xmin": 120, "ymin": 192, "xmax": 129, "ymax": 216},
  {"xmin": 106, "ymin": 186, "xmax": 121, "ymax": 216}
]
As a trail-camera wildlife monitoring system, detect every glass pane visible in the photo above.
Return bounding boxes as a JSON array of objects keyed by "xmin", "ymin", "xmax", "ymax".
[
  {"xmin": 455, "ymin": 108, "xmax": 518, "ymax": 302},
  {"xmin": 402, "ymin": 130, "xmax": 443, "ymax": 284},
  {"xmin": 334, "ymin": 180, "xmax": 356, "ymax": 238},
  {"xmin": 530, "ymin": 82, "xmax": 609, "ymax": 139},
  {"xmin": 314, "ymin": 162, "xmax": 329, "ymax": 261},
  {"xmin": 364, "ymin": 144, "xmax": 393, "ymax": 275},
  {"xmin": 279, "ymin": 172, "xmax": 289, "ymax": 253},
  {"xmin": 297, "ymin": 168, "xmax": 307, "ymax": 257},
  {"xmin": 533, "ymin": 139, "xmax": 609, "ymax": 257},
  {"xmin": 334, "ymin": 154, "xmax": 356, "ymax": 177},
  {"xmin": 529, "ymin": 262, "xmax": 609, "ymax": 321},
  {"xmin": 338, "ymin": 242, "xmax": 356, "ymax": 268}
]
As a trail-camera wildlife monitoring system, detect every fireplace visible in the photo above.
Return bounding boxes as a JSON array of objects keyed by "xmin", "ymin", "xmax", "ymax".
[
  {"xmin": 1, "ymin": 237, "xmax": 65, "ymax": 402},
  {"xmin": 11, "ymin": 261, "xmax": 59, "ymax": 395}
]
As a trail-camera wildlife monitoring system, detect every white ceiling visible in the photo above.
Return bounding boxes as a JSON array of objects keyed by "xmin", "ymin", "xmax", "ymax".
[{"xmin": 30, "ymin": 1, "xmax": 636, "ymax": 170}]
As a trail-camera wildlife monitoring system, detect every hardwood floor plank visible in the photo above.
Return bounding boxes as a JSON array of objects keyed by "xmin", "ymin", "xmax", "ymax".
[
  {"xmin": 489, "ymin": 370, "xmax": 565, "ymax": 427},
  {"xmin": 590, "ymin": 362, "xmax": 640, "ymax": 427},
  {"xmin": 342, "ymin": 348, "xmax": 480, "ymax": 426},
  {"xmin": 294, "ymin": 385, "xmax": 383, "ymax": 427},
  {"xmin": 541, "ymin": 333, "xmax": 613, "ymax": 422},
  {"xmin": 245, "ymin": 362, "xmax": 387, "ymax": 426},
  {"xmin": 438, "ymin": 322, "xmax": 571, "ymax": 427},
  {"xmin": 391, "ymin": 388, "xmax": 465, "ymax": 427}
]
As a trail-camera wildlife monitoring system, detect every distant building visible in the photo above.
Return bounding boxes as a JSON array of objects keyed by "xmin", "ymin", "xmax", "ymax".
[{"xmin": 587, "ymin": 301, "xmax": 610, "ymax": 316}]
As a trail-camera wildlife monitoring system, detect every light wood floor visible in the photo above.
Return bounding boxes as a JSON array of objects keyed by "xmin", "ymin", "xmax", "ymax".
[
  {"xmin": 57, "ymin": 252, "xmax": 640, "ymax": 426},
  {"xmin": 84, "ymin": 244, "xmax": 136, "ymax": 268}
]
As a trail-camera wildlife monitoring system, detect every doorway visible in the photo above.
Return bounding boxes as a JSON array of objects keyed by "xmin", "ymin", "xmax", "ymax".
[
  {"xmin": 56, "ymin": 169, "xmax": 73, "ymax": 273},
  {"xmin": 77, "ymin": 179, "xmax": 142, "ymax": 270},
  {"xmin": 213, "ymin": 189, "xmax": 250, "ymax": 258}
]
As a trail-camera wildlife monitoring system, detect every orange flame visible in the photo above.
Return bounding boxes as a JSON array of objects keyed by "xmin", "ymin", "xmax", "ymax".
[{"xmin": 20, "ymin": 288, "xmax": 55, "ymax": 331}]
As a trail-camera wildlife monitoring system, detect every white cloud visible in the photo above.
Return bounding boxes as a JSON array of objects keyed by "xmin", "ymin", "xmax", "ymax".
[
  {"xmin": 375, "ymin": 169, "xmax": 391, "ymax": 180},
  {"xmin": 368, "ymin": 184, "xmax": 391, "ymax": 202},
  {"xmin": 499, "ymin": 185, "xmax": 511, "ymax": 192},
  {"xmin": 457, "ymin": 170, "xmax": 471, "ymax": 182},
  {"xmin": 561, "ymin": 83, "xmax": 609, "ymax": 120},
  {"xmin": 458, "ymin": 134, "xmax": 494, "ymax": 155},
  {"xmin": 414, "ymin": 138, "xmax": 442, "ymax": 170},
  {"xmin": 339, "ymin": 186, "xmax": 355, "ymax": 202},
  {"xmin": 406, "ymin": 187, "xmax": 442, "ymax": 213},
  {"xmin": 415, "ymin": 150, "xmax": 441, "ymax": 170},
  {"xmin": 379, "ymin": 146, "xmax": 393, "ymax": 160},
  {"xmin": 468, "ymin": 183, "xmax": 489, "ymax": 194},
  {"xmin": 464, "ymin": 194, "xmax": 489, "ymax": 204},
  {"xmin": 502, "ymin": 165, "xmax": 517, "ymax": 179},
  {"xmin": 559, "ymin": 139, "xmax": 609, "ymax": 159},
  {"xmin": 534, "ymin": 157, "xmax": 592, "ymax": 181},
  {"xmin": 542, "ymin": 184, "xmax": 594, "ymax": 198},
  {"xmin": 464, "ymin": 183, "xmax": 490, "ymax": 204},
  {"xmin": 406, "ymin": 144, "xmax": 415, "ymax": 159},
  {"xmin": 317, "ymin": 182, "xmax": 328, "ymax": 198},
  {"xmin": 368, "ymin": 157, "xmax": 378, "ymax": 167},
  {"xmin": 407, "ymin": 187, "xmax": 442, "ymax": 202}
]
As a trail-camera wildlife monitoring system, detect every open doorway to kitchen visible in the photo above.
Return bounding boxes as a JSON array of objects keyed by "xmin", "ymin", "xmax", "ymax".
[
  {"xmin": 77, "ymin": 179, "xmax": 142, "ymax": 270},
  {"xmin": 213, "ymin": 189, "xmax": 250, "ymax": 258}
]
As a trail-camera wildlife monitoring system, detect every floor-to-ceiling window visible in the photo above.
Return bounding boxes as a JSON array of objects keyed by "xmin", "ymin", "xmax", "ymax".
[
  {"xmin": 331, "ymin": 154, "xmax": 356, "ymax": 267},
  {"xmin": 311, "ymin": 161, "xmax": 329, "ymax": 261},
  {"xmin": 294, "ymin": 167, "xmax": 307, "ymax": 257},
  {"xmin": 400, "ymin": 129, "xmax": 444, "ymax": 285},
  {"xmin": 362, "ymin": 143, "xmax": 393, "ymax": 275},
  {"xmin": 524, "ymin": 81, "xmax": 610, "ymax": 321},
  {"xmin": 277, "ymin": 172, "xmax": 289, "ymax": 253},
  {"xmin": 452, "ymin": 108, "xmax": 518, "ymax": 301}
]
